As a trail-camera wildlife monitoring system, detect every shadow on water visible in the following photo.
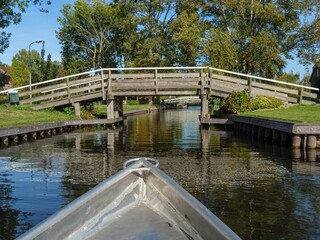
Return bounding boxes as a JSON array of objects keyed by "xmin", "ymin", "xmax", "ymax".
[{"xmin": 0, "ymin": 107, "xmax": 319, "ymax": 239}]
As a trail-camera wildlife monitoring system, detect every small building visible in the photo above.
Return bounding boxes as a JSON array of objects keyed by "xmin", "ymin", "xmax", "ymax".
[
  {"xmin": 0, "ymin": 68, "xmax": 11, "ymax": 91},
  {"xmin": 310, "ymin": 62, "xmax": 320, "ymax": 89},
  {"xmin": 309, "ymin": 62, "xmax": 320, "ymax": 102}
]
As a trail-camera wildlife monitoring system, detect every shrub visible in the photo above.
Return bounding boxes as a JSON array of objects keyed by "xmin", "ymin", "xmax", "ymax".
[
  {"xmin": 221, "ymin": 89, "xmax": 251, "ymax": 114},
  {"xmin": 251, "ymin": 95, "xmax": 283, "ymax": 110},
  {"xmin": 0, "ymin": 95, "xmax": 8, "ymax": 104},
  {"xmin": 63, "ymin": 106, "xmax": 75, "ymax": 115},
  {"xmin": 208, "ymin": 97, "xmax": 221, "ymax": 115}
]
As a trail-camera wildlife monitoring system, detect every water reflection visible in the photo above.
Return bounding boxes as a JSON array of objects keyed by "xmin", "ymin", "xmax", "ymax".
[{"xmin": 0, "ymin": 108, "xmax": 319, "ymax": 239}]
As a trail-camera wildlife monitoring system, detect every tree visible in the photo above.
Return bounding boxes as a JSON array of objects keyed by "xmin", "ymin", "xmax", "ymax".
[
  {"xmin": 125, "ymin": 0, "xmax": 178, "ymax": 67},
  {"xmin": 10, "ymin": 49, "xmax": 42, "ymax": 87},
  {"xmin": 0, "ymin": 0, "xmax": 51, "ymax": 53},
  {"xmin": 295, "ymin": 2, "xmax": 320, "ymax": 66},
  {"xmin": 169, "ymin": 2, "xmax": 202, "ymax": 66},
  {"xmin": 57, "ymin": 0, "xmax": 136, "ymax": 72},
  {"xmin": 277, "ymin": 72, "xmax": 300, "ymax": 84},
  {"xmin": 201, "ymin": 0, "xmax": 315, "ymax": 77},
  {"xmin": 56, "ymin": 0, "xmax": 318, "ymax": 79},
  {"xmin": 44, "ymin": 54, "xmax": 63, "ymax": 80}
]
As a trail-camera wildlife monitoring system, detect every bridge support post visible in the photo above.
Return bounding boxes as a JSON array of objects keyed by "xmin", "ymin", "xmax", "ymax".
[
  {"xmin": 148, "ymin": 96, "xmax": 153, "ymax": 105},
  {"xmin": 74, "ymin": 102, "xmax": 81, "ymax": 117},
  {"xmin": 201, "ymin": 94, "xmax": 209, "ymax": 120},
  {"xmin": 107, "ymin": 94, "xmax": 114, "ymax": 119}
]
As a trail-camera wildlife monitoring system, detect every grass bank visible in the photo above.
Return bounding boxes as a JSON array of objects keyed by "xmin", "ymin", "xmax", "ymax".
[
  {"xmin": 0, "ymin": 104, "xmax": 80, "ymax": 128},
  {"xmin": 242, "ymin": 104, "xmax": 320, "ymax": 123},
  {"xmin": 0, "ymin": 104, "xmax": 157, "ymax": 128}
]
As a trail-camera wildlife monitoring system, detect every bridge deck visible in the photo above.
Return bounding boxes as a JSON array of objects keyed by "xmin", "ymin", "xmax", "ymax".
[{"xmin": 0, "ymin": 67, "xmax": 318, "ymax": 110}]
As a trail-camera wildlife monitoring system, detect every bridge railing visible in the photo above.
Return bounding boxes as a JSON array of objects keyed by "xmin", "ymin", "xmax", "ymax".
[
  {"xmin": 0, "ymin": 67, "xmax": 206, "ymax": 108},
  {"xmin": 163, "ymin": 96, "xmax": 201, "ymax": 104},
  {"xmin": 0, "ymin": 66, "xmax": 318, "ymax": 108},
  {"xmin": 209, "ymin": 67, "xmax": 319, "ymax": 104}
]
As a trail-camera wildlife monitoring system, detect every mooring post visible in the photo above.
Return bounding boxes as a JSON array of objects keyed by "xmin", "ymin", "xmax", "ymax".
[
  {"xmin": 292, "ymin": 148, "xmax": 302, "ymax": 160},
  {"xmin": 307, "ymin": 135, "xmax": 317, "ymax": 149},
  {"xmin": 307, "ymin": 149, "xmax": 317, "ymax": 161},
  {"xmin": 292, "ymin": 134, "xmax": 302, "ymax": 148}
]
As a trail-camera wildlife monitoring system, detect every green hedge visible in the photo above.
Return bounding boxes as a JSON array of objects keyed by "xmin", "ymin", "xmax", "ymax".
[
  {"xmin": 221, "ymin": 89, "xmax": 251, "ymax": 114},
  {"xmin": 251, "ymin": 95, "xmax": 283, "ymax": 110},
  {"xmin": 218, "ymin": 89, "xmax": 283, "ymax": 114}
]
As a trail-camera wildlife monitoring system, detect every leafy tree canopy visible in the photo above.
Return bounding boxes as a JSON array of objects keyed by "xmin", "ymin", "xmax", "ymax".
[
  {"xmin": 57, "ymin": 0, "xmax": 136, "ymax": 72},
  {"xmin": 10, "ymin": 48, "xmax": 62, "ymax": 87},
  {"xmin": 56, "ymin": 0, "xmax": 319, "ymax": 77},
  {"xmin": 201, "ymin": 0, "xmax": 320, "ymax": 77},
  {"xmin": 0, "ymin": 0, "xmax": 51, "ymax": 54}
]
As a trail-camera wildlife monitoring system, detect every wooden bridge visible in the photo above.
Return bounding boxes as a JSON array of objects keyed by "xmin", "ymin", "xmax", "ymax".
[
  {"xmin": 163, "ymin": 96, "xmax": 201, "ymax": 104},
  {"xmin": 0, "ymin": 66, "xmax": 318, "ymax": 122}
]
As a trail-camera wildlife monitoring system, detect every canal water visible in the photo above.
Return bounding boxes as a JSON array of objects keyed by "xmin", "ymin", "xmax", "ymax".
[{"xmin": 0, "ymin": 107, "xmax": 319, "ymax": 239}]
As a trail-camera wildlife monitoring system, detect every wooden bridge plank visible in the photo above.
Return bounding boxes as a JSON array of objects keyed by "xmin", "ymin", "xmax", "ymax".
[
  {"xmin": 21, "ymin": 82, "xmax": 106, "ymax": 105},
  {"xmin": 303, "ymin": 91, "xmax": 317, "ymax": 98},
  {"xmin": 32, "ymin": 92, "xmax": 103, "ymax": 110},
  {"xmin": 252, "ymin": 82, "xmax": 298, "ymax": 95},
  {"xmin": 19, "ymin": 75, "xmax": 102, "ymax": 97},
  {"xmin": 251, "ymin": 88, "xmax": 297, "ymax": 103},
  {"xmin": 111, "ymin": 73, "xmax": 154, "ymax": 79},
  {"xmin": 211, "ymin": 74, "xmax": 247, "ymax": 85},
  {"xmin": 114, "ymin": 90, "xmax": 197, "ymax": 96},
  {"xmin": 158, "ymin": 73, "xmax": 200, "ymax": 78},
  {"xmin": 211, "ymin": 79, "xmax": 246, "ymax": 92}
]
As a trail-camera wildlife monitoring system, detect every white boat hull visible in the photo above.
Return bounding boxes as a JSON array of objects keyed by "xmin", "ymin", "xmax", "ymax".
[{"xmin": 17, "ymin": 158, "xmax": 240, "ymax": 240}]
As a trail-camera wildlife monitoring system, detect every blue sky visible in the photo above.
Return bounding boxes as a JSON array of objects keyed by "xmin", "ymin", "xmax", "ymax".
[
  {"xmin": 1, "ymin": 1, "xmax": 74, "ymax": 64},
  {"xmin": 0, "ymin": 0, "xmax": 312, "ymax": 78}
]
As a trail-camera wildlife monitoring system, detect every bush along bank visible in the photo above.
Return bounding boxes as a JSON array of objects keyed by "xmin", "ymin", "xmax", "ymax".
[{"xmin": 209, "ymin": 89, "xmax": 284, "ymax": 116}]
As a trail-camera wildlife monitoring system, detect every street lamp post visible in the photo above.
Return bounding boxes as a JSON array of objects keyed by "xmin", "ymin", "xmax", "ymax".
[{"xmin": 29, "ymin": 40, "xmax": 44, "ymax": 99}]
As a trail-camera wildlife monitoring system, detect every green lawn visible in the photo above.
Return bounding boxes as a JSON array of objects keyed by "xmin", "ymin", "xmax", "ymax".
[
  {"xmin": 242, "ymin": 104, "xmax": 320, "ymax": 123},
  {"xmin": 0, "ymin": 104, "xmax": 80, "ymax": 128},
  {"xmin": 0, "ymin": 104, "xmax": 158, "ymax": 128},
  {"xmin": 4, "ymin": 103, "xmax": 316, "ymax": 128}
]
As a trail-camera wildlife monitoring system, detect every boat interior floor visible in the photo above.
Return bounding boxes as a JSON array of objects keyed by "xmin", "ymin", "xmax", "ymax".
[{"xmin": 83, "ymin": 203, "xmax": 192, "ymax": 240}]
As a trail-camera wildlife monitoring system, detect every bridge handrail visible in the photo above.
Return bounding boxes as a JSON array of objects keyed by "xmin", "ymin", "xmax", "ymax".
[
  {"xmin": 1, "ymin": 66, "xmax": 318, "ymax": 95},
  {"xmin": 209, "ymin": 67, "xmax": 319, "ymax": 91},
  {"xmin": 41, "ymin": 78, "xmax": 103, "ymax": 94},
  {"xmin": 0, "ymin": 66, "xmax": 207, "ymax": 95}
]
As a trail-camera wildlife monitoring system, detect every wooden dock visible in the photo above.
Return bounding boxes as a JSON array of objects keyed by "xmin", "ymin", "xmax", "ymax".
[
  {"xmin": 232, "ymin": 116, "xmax": 320, "ymax": 149},
  {"xmin": 0, "ymin": 118, "xmax": 123, "ymax": 147}
]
